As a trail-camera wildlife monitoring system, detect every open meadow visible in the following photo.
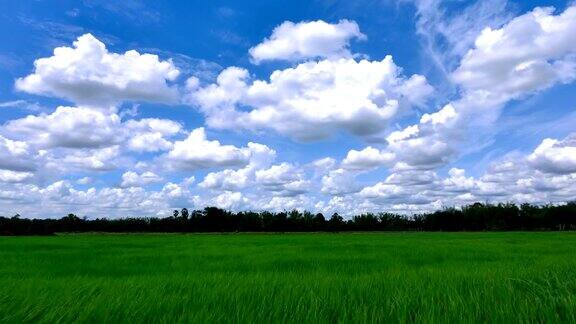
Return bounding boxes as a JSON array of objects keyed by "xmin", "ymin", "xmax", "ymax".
[{"xmin": 1, "ymin": 232, "xmax": 576, "ymax": 323}]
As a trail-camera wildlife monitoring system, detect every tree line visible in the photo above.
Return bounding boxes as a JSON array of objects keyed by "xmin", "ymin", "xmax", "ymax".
[{"xmin": 1, "ymin": 202, "xmax": 576, "ymax": 235}]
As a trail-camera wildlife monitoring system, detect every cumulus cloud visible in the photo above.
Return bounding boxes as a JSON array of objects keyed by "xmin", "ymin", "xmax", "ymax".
[
  {"xmin": 341, "ymin": 146, "xmax": 395, "ymax": 171},
  {"xmin": 321, "ymin": 168, "xmax": 360, "ymax": 195},
  {"xmin": 3, "ymin": 5, "xmax": 576, "ymax": 218},
  {"xmin": 2, "ymin": 106, "xmax": 181, "ymax": 173},
  {"xmin": 453, "ymin": 6, "xmax": 576, "ymax": 103},
  {"xmin": 188, "ymin": 56, "xmax": 433, "ymax": 141},
  {"xmin": 77, "ymin": 177, "xmax": 92, "ymax": 185},
  {"xmin": 5, "ymin": 106, "xmax": 121, "ymax": 149},
  {"xmin": 198, "ymin": 144, "xmax": 276, "ymax": 192},
  {"xmin": 382, "ymin": 5, "xmax": 576, "ymax": 171},
  {"xmin": 358, "ymin": 169, "xmax": 439, "ymax": 206},
  {"xmin": 0, "ymin": 135, "xmax": 36, "ymax": 172},
  {"xmin": 166, "ymin": 128, "xmax": 273, "ymax": 170},
  {"xmin": 210, "ymin": 191, "xmax": 248, "ymax": 210},
  {"xmin": 199, "ymin": 168, "xmax": 252, "ymax": 191},
  {"xmin": 357, "ymin": 133, "xmax": 576, "ymax": 213},
  {"xmin": 52, "ymin": 146, "xmax": 121, "ymax": 171},
  {"xmin": 15, "ymin": 33, "xmax": 180, "ymax": 106},
  {"xmin": 1, "ymin": 105, "xmax": 182, "ymax": 176},
  {"xmin": 0, "ymin": 175, "xmax": 202, "ymax": 218},
  {"xmin": 0, "ymin": 170, "xmax": 34, "ymax": 183},
  {"xmin": 249, "ymin": 19, "xmax": 365, "ymax": 63},
  {"xmin": 528, "ymin": 135, "xmax": 576, "ymax": 174},
  {"xmin": 255, "ymin": 163, "xmax": 309, "ymax": 196},
  {"xmin": 441, "ymin": 168, "xmax": 476, "ymax": 193},
  {"xmin": 124, "ymin": 118, "xmax": 182, "ymax": 152},
  {"xmin": 385, "ymin": 104, "xmax": 458, "ymax": 170},
  {"xmin": 121, "ymin": 171, "xmax": 163, "ymax": 188},
  {"xmin": 2, "ymin": 134, "xmax": 575, "ymax": 218}
]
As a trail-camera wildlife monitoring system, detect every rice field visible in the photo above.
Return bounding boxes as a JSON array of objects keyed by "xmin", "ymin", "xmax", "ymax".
[{"xmin": 1, "ymin": 232, "xmax": 576, "ymax": 323}]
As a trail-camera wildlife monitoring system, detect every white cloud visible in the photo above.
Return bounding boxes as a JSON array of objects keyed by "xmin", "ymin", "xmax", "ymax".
[
  {"xmin": 255, "ymin": 163, "xmax": 309, "ymax": 196},
  {"xmin": 211, "ymin": 191, "xmax": 248, "ymax": 210},
  {"xmin": 4, "ymin": 105, "xmax": 184, "ymax": 158},
  {"xmin": 0, "ymin": 100, "xmax": 44, "ymax": 112},
  {"xmin": 358, "ymin": 169, "xmax": 440, "ymax": 208},
  {"xmin": 385, "ymin": 104, "xmax": 458, "ymax": 170},
  {"xmin": 453, "ymin": 6, "xmax": 576, "ymax": 103},
  {"xmin": 442, "ymin": 168, "xmax": 476, "ymax": 193},
  {"xmin": 198, "ymin": 144, "xmax": 277, "ymax": 191},
  {"xmin": 382, "ymin": 5, "xmax": 576, "ymax": 171},
  {"xmin": 342, "ymin": 146, "xmax": 395, "ymax": 171},
  {"xmin": 77, "ymin": 177, "xmax": 92, "ymax": 185},
  {"xmin": 249, "ymin": 19, "xmax": 365, "ymax": 64},
  {"xmin": 53, "ymin": 146, "xmax": 121, "ymax": 171},
  {"xmin": 15, "ymin": 33, "xmax": 180, "ymax": 106},
  {"xmin": 0, "ymin": 135, "xmax": 36, "ymax": 172},
  {"xmin": 256, "ymin": 195, "xmax": 313, "ymax": 212},
  {"xmin": 528, "ymin": 135, "xmax": 576, "ymax": 174},
  {"xmin": 3, "ymin": 5, "xmax": 576, "ymax": 219},
  {"xmin": 166, "ymin": 128, "xmax": 273, "ymax": 170},
  {"xmin": 356, "ymin": 133, "xmax": 576, "ymax": 213},
  {"xmin": 413, "ymin": 0, "xmax": 513, "ymax": 77},
  {"xmin": 2, "ymin": 133, "xmax": 575, "ymax": 218},
  {"xmin": 321, "ymin": 168, "xmax": 359, "ymax": 195},
  {"xmin": 124, "ymin": 118, "xmax": 182, "ymax": 152},
  {"xmin": 121, "ymin": 171, "xmax": 163, "ymax": 188},
  {"xmin": 199, "ymin": 168, "xmax": 252, "ymax": 191},
  {"xmin": 189, "ymin": 56, "xmax": 433, "ymax": 141},
  {"xmin": 5, "ymin": 106, "xmax": 121, "ymax": 149},
  {"xmin": 0, "ymin": 170, "xmax": 33, "ymax": 183},
  {"xmin": 311, "ymin": 157, "xmax": 337, "ymax": 173}
]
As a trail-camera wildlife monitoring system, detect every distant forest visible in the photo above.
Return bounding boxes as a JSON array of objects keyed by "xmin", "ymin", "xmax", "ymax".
[{"xmin": 2, "ymin": 202, "xmax": 576, "ymax": 235}]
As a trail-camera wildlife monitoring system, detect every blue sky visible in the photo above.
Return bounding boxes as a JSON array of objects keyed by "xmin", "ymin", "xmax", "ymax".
[{"xmin": 0, "ymin": 0, "xmax": 575, "ymax": 218}]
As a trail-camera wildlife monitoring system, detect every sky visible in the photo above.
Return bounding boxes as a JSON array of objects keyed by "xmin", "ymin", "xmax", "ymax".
[{"xmin": 0, "ymin": 0, "xmax": 575, "ymax": 218}]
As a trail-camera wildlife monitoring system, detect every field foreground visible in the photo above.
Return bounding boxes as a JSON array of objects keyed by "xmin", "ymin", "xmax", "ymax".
[{"xmin": 1, "ymin": 232, "xmax": 576, "ymax": 323}]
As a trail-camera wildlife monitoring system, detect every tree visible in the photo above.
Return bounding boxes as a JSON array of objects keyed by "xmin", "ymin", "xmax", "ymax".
[
  {"xmin": 173, "ymin": 210, "xmax": 179, "ymax": 218},
  {"xmin": 313, "ymin": 213, "xmax": 326, "ymax": 229},
  {"xmin": 66, "ymin": 213, "xmax": 79, "ymax": 221},
  {"xmin": 181, "ymin": 208, "xmax": 189, "ymax": 220},
  {"xmin": 329, "ymin": 213, "xmax": 344, "ymax": 231}
]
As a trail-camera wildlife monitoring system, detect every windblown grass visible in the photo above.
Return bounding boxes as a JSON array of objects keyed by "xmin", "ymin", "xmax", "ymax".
[{"xmin": 1, "ymin": 232, "xmax": 576, "ymax": 322}]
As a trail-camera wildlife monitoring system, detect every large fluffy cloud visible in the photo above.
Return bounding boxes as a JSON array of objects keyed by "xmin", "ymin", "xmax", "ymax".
[
  {"xmin": 382, "ymin": 5, "xmax": 576, "ymax": 171},
  {"xmin": 199, "ymin": 143, "xmax": 276, "ymax": 191},
  {"xmin": 0, "ymin": 135, "xmax": 36, "ymax": 172},
  {"xmin": 121, "ymin": 171, "xmax": 163, "ymax": 188},
  {"xmin": 5, "ymin": 106, "xmax": 121, "ymax": 149},
  {"xmin": 3, "ymin": 106, "xmax": 181, "ymax": 157},
  {"xmin": 341, "ymin": 146, "xmax": 395, "ymax": 171},
  {"xmin": 255, "ymin": 163, "xmax": 309, "ymax": 196},
  {"xmin": 51, "ymin": 146, "xmax": 122, "ymax": 172},
  {"xmin": 0, "ymin": 170, "xmax": 34, "ymax": 183},
  {"xmin": 357, "ymin": 133, "xmax": 576, "ymax": 213},
  {"xmin": 6, "ymin": 33, "xmax": 185, "ymax": 179},
  {"xmin": 528, "ymin": 135, "xmax": 576, "ymax": 174},
  {"xmin": 124, "ymin": 118, "xmax": 182, "ymax": 152},
  {"xmin": 16, "ymin": 33, "xmax": 180, "ymax": 106},
  {"xmin": 188, "ymin": 56, "xmax": 433, "ymax": 141},
  {"xmin": 3, "ymin": 8, "xmax": 576, "ymax": 218},
  {"xmin": 249, "ymin": 19, "xmax": 365, "ymax": 63},
  {"xmin": 2, "ymin": 133, "xmax": 575, "ymax": 218},
  {"xmin": 166, "ymin": 128, "xmax": 273, "ymax": 170},
  {"xmin": 321, "ymin": 168, "xmax": 360, "ymax": 195},
  {"xmin": 453, "ymin": 6, "xmax": 576, "ymax": 102}
]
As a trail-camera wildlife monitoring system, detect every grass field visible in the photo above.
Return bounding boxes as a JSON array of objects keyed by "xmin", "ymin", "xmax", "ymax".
[{"xmin": 1, "ymin": 232, "xmax": 576, "ymax": 323}]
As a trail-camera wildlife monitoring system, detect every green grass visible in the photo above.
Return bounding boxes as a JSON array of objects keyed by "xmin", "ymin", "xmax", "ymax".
[{"xmin": 1, "ymin": 232, "xmax": 576, "ymax": 323}]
